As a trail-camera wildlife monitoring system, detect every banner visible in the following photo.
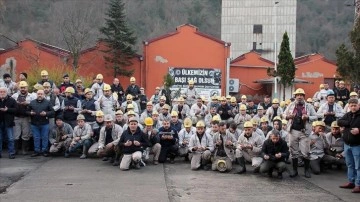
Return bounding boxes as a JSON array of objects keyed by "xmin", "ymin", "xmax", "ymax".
[{"xmin": 168, "ymin": 67, "xmax": 222, "ymax": 98}]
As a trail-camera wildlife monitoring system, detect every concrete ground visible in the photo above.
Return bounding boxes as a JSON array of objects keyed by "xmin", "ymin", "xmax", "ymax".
[{"xmin": 0, "ymin": 154, "xmax": 358, "ymax": 202}]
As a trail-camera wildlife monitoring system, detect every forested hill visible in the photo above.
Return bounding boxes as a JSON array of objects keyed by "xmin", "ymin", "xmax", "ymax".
[{"xmin": 0, "ymin": 0, "xmax": 355, "ymax": 60}]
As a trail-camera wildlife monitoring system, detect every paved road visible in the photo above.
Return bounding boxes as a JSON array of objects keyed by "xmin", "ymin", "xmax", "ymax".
[{"xmin": 0, "ymin": 155, "xmax": 358, "ymax": 202}]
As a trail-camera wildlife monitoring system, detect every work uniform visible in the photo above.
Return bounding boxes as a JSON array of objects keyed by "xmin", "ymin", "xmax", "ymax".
[{"xmin": 188, "ymin": 132, "xmax": 214, "ymax": 170}]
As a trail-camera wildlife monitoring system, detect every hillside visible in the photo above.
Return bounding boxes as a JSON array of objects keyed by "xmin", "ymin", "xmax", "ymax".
[{"xmin": 0, "ymin": 0, "xmax": 355, "ymax": 60}]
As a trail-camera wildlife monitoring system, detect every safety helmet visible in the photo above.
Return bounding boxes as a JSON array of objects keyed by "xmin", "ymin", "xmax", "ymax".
[
  {"xmin": 272, "ymin": 98, "xmax": 279, "ymax": 104},
  {"xmin": 40, "ymin": 70, "xmax": 48, "ymax": 76},
  {"xmin": 196, "ymin": 121, "xmax": 205, "ymax": 128},
  {"xmin": 19, "ymin": 81, "xmax": 28, "ymax": 88},
  {"xmin": 77, "ymin": 114, "xmax": 85, "ymax": 120},
  {"xmin": 171, "ymin": 111, "xmax": 178, "ymax": 117},
  {"xmin": 183, "ymin": 118, "xmax": 192, "ymax": 127},
  {"xmin": 216, "ymin": 159, "xmax": 227, "ymax": 173},
  {"xmin": 144, "ymin": 117, "xmax": 154, "ymax": 126},
  {"xmin": 331, "ymin": 121, "xmax": 339, "ymax": 128},
  {"xmin": 293, "ymin": 88, "xmax": 305, "ymax": 95},
  {"xmin": 239, "ymin": 104, "xmax": 247, "ymax": 110},
  {"xmin": 244, "ymin": 121, "xmax": 253, "ymax": 128},
  {"xmin": 65, "ymin": 87, "xmax": 75, "ymax": 94},
  {"xmin": 130, "ymin": 77, "xmax": 136, "ymax": 82},
  {"xmin": 96, "ymin": 74, "xmax": 103, "ymax": 80},
  {"xmin": 96, "ymin": 111, "xmax": 104, "ymax": 117},
  {"xmin": 103, "ymin": 84, "xmax": 111, "ymax": 91}
]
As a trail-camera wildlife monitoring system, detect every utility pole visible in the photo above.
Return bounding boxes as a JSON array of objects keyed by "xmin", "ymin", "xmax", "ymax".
[
  {"xmin": 273, "ymin": 1, "xmax": 279, "ymax": 99},
  {"xmin": 355, "ymin": 0, "xmax": 360, "ymax": 23}
]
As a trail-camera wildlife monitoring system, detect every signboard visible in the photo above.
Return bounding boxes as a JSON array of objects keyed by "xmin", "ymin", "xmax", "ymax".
[{"xmin": 168, "ymin": 67, "xmax": 222, "ymax": 98}]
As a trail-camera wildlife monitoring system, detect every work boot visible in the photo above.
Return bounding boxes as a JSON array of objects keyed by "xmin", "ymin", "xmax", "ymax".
[
  {"xmin": 352, "ymin": 186, "xmax": 360, "ymax": 193},
  {"xmin": 339, "ymin": 182, "xmax": 355, "ymax": 189},
  {"xmin": 21, "ymin": 140, "xmax": 29, "ymax": 155},
  {"xmin": 80, "ymin": 145, "xmax": 87, "ymax": 159},
  {"xmin": 290, "ymin": 158, "xmax": 298, "ymax": 178},
  {"xmin": 112, "ymin": 153, "xmax": 120, "ymax": 166},
  {"xmin": 31, "ymin": 152, "xmax": 40, "ymax": 157},
  {"xmin": 14, "ymin": 140, "xmax": 19, "ymax": 155},
  {"xmin": 277, "ymin": 172, "xmax": 283, "ymax": 179},
  {"xmin": 304, "ymin": 159, "xmax": 311, "ymax": 178},
  {"xmin": 236, "ymin": 157, "xmax": 246, "ymax": 174}
]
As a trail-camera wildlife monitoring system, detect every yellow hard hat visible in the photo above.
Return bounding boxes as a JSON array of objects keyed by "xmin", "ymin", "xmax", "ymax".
[
  {"xmin": 33, "ymin": 83, "xmax": 44, "ymax": 90},
  {"xmin": 146, "ymin": 102, "xmax": 153, "ymax": 106},
  {"xmin": 280, "ymin": 101, "xmax": 286, "ymax": 108},
  {"xmin": 75, "ymin": 79, "xmax": 82, "ymax": 83},
  {"xmin": 272, "ymin": 98, "xmax": 279, "ymax": 104},
  {"xmin": 96, "ymin": 111, "xmax": 104, "ymax": 117},
  {"xmin": 241, "ymin": 95, "xmax": 247, "ymax": 99},
  {"xmin": 217, "ymin": 159, "xmax": 227, "ymax": 173},
  {"xmin": 260, "ymin": 116, "xmax": 268, "ymax": 123},
  {"xmin": 350, "ymin": 92, "xmax": 358, "ymax": 97},
  {"xmin": 171, "ymin": 111, "xmax": 178, "ymax": 117},
  {"xmin": 244, "ymin": 121, "xmax": 253, "ymax": 128},
  {"xmin": 84, "ymin": 88, "xmax": 92, "ymax": 95},
  {"xmin": 251, "ymin": 118, "xmax": 258, "ymax": 125},
  {"xmin": 339, "ymin": 80, "xmax": 345, "ymax": 84},
  {"xmin": 337, "ymin": 101, "xmax": 344, "ymax": 107},
  {"xmin": 163, "ymin": 104, "xmax": 170, "ymax": 110},
  {"xmin": 126, "ymin": 94, "xmax": 133, "ymax": 100},
  {"xmin": 130, "ymin": 77, "xmax": 136, "ymax": 82},
  {"xmin": 103, "ymin": 84, "xmax": 111, "ymax": 91},
  {"xmin": 77, "ymin": 114, "xmax": 85, "ymax": 120},
  {"xmin": 115, "ymin": 110, "xmax": 123, "ymax": 115},
  {"xmin": 306, "ymin": 98, "xmax": 313, "ymax": 103},
  {"xmin": 281, "ymin": 119, "xmax": 288, "ymax": 125},
  {"xmin": 160, "ymin": 96, "xmax": 166, "ymax": 101},
  {"xmin": 239, "ymin": 104, "xmax": 247, "ymax": 110},
  {"xmin": 65, "ymin": 87, "xmax": 75, "ymax": 94},
  {"xmin": 19, "ymin": 81, "xmax": 28, "ymax": 88},
  {"xmin": 285, "ymin": 99, "xmax": 291, "ymax": 105},
  {"xmin": 273, "ymin": 116, "xmax": 281, "ymax": 121},
  {"xmin": 196, "ymin": 120, "xmax": 205, "ymax": 128},
  {"xmin": 40, "ymin": 70, "xmax": 48, "ymax": 76},
  {"xmin": 96, "ymin": 74, "xmax": 103, "ymax": 80},
  {"xmin": 188, "ymin": 80, "xmax": 194, "ymax": 85},
  {"xmin": 226, "ymin": 95, "xmax": 231, "ymax": 99},
  {"xmin": 319, "ymin": 84, "xmax": 325, "ymax": 89},
  {"xmin": 314, "ymin": 121, "xmax": 325, "ymax": 127},
  {"xmin": 183, "ymin": 118, "xmax": 192, "ymax": 127},
  {"xmin": 212, "ymin": 115, "xmax": 221, "ymax": 122},
  {"xmin": 200, "ymin": 96, "xmax": 206, "ymax": 102},
  {"xmin": 42, "ymin": 82, "xmax": 51, "ymax": 87},
  {"xmin": 144, "ymin": 117, "xmax": 154, "ymax": 126},
  {"xmin": 155, "ymin": 86, "xmax": 160, "ymax": 90},
  {"xmin": 293, "ymin": 88, "xmax": 305, "ymax": 95},
  {"xmin": 219, "ymin": 96, "xmax": 226, "ymax": 101},
  {"xmin": 127, "ymin": 104, "xmax": 134, "ymax": 109},
  {"xmin": 127, "ymin": 110, "xmax": 136, "ymax": 116},
  {"xmin": 211, "ymin": 96, "xmax": 218, "ymax": 101},
  {"xmin": 331, "ymin": 121, "xmax": 339, "ymax": 128},
  {"xmin": 230, "ymin": 97, "xmax": 237, "ymax": 103},
  {"xmin": 152, "ymin": 110, "xmax": 159, "ymax": 115}
]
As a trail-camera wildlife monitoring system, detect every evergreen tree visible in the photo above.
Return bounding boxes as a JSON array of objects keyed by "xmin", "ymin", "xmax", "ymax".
[
  {"xmin": 277, "ymin": 32, "xmax": 296, "ymax": 100},
  {"xmin": 99, "ymin": 0, "xmax": 137, "ymax": 77},
  {"xmin": 336, "ymin": 18, "xmax": 360, "ymax": 84}
]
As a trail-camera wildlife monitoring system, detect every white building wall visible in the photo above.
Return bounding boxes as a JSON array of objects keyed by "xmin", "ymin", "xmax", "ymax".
[{"xmin": 221, "ymin": 0, "xmax": 297, "ymax": 61}]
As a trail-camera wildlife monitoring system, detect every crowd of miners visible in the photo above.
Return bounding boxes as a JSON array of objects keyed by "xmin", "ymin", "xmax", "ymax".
[{"xmin": 0, "ymin": 71, "xmax": 359, "ymax": 193}]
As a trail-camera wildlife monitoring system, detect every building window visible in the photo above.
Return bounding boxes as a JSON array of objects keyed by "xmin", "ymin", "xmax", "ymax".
[{"xmin": 253, "ymin": 24, "xmax": 263, "ymax": 34}]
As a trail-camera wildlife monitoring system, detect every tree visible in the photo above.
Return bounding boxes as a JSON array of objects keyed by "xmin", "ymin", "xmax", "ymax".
[
  {"xmin": 336, "ymin": 18, "xmax": 360, "ymax": 84},
  {"xmin": 57, "ymin": 1, "xmax": 99, "ymax": 71},
  {"xmin": 268, "ymin": 32, "xmax": 296, "ymax": 100},
  {"xmin": 99, "ymin": 0, "xmax": 137, "ymax": 78}
]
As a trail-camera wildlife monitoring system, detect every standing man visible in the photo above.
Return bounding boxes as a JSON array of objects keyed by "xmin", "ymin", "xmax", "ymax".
[
  {"xmin": 2, "ymin": 73, "xmax": 17, "ymax": 95},
  {"xmin": 317, "ymin": 90, "xmax": 344, "ymax": 129},
  {"xmin": 125, "ymin": 77, "xmax": 141, "ymax": 108},
  {"xmin": 111, "ymin": 78, "xmax": 124, "ymax": 103},
  {"xmin": 0, "ymin": 87, "xmax": 17, "ymax": 159},
  {"xmin": 338, "ymin": 98, "xmax": 360, "ymax": 193},
  {"xmin": 91, "ymin": 74, "xmax": 106, "ymax": 100},
  {"xmin": 335, "ymin": 81, "xmax": 350, "ymax": 104},
  {"xmin": 27, "ymin": 90, "xmax": 55, "ymax": 157},
  {"xmin": 59, "ymin": 73, "xmax": 75, "ymax": 95},
  {"xmin": 283, "ymin": 88, "xmax": 318, "ymax": 178},
  {"xmin": 259, "ymin": 95, "xmax": 272, "ymax": 112},
  {"xmin": 96, "ymin": 84, "xmax": 120, "ymax": 116},
  {"xmin": 43, "ymin": 82, "xmax": 61, "ymax": 129},
  {"xmin": 38, "ymin": 70, "xmax": 56, "ymax": 89},
  {"xmin": 184, "ymin": 80, "xmax": 198, "ymax": 107},
  {"xmin": 139, "ymin": 87, "xmax": 148, "ymax": 112},
  {"xmin": 150, "ymin": 87, "xmax": 161, "ymax": 105},
  {"xmin": 11, "ymin": 81, "xmax": 33, "ymax": 154}
]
